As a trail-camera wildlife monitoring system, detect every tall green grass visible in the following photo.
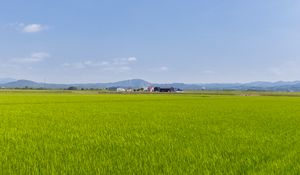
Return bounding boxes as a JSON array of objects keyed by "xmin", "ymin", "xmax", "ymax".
[{"xmin": 0, "ymin": 93, "xmax": 300, "ymax": 174}]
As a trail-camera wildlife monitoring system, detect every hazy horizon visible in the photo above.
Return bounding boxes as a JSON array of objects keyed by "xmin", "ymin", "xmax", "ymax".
[{"xmin": 1, "ymin": 0, "xmax": 300, "ymax": 84}]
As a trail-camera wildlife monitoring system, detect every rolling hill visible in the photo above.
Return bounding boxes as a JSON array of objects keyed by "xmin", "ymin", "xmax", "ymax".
[{"xmin": 1, "ymin": 78, "xmax": 300, "ymax": 91}]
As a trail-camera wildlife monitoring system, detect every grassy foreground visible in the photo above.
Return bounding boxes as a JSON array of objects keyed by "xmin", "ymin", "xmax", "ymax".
[{"xmin": 0, "ymin": 92, "xmax": 300, "ymax": 174}]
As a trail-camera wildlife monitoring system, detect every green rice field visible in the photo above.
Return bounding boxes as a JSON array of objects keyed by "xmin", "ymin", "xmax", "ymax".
[{"xmin": 1, "ymin": 91, "xmax": 300, "ymax": 174}]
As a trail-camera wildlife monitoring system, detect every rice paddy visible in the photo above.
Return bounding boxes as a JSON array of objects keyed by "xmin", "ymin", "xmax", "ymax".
[{"xmin": 0, "ymin": 91, "xmax": 300, "ymax": 174}]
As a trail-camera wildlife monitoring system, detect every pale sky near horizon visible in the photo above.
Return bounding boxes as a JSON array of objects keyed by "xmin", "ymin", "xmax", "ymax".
[{"xmin": 1, "ymin": 0, "xmax": 300, "ymax": 84}]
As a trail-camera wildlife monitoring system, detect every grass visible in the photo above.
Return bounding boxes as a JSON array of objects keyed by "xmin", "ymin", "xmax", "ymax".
[{"xmin": 0, "ymin": 92, "xmax": 300, "ymax": 174}]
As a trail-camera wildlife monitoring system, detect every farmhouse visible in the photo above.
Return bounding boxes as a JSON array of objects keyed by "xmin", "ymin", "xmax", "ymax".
[{"xmin": 153, "ymin": 87, "xmax": 175, "ymax": 92}]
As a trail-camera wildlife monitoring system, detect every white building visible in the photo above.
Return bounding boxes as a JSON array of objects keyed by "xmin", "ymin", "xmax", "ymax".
[
  {"xmin": 147, "ymin": 86, "xmax": 154, "ymax": 92},
  {"xmin": 117, "ymin": 88, "xmax": 126, "ymax": 92}
]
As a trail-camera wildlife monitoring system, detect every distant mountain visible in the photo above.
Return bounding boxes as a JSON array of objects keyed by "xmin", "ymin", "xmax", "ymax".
[
  {"xmin": 107, "ymin": 79, "xmax": 151, "ymax": 88},
  {"xmin": 244, "ymin": 81, "xmax": 300, "ymax": 87},
  {"xmin": 92, "ymin": 79, "xmax": 151, "ymax": 88},
  {"xmin": 0, "ymin": 78, "xmax": 16, "ymax": 84},
  {"xmin": 0, "ymin": 79, "xmax": 152, "ymax": 89},
  {"xmin": 2, "ymin": 79, "xmax": 300, "ymax": 91},
  {"xmin": 2, "ymin": 80, "xmax": 41, "ymax": 88},
  {"xmin": 71, "ymin": 79, "xmax": 151, "ymax": 89}
]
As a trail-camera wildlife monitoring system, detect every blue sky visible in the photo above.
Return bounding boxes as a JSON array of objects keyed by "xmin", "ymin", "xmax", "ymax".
[{"xmin": 1, "ymin": 0, "xmax": 300, "ymax": 83}]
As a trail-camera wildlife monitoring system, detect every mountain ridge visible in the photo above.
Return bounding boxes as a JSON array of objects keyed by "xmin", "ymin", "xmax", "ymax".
[{"xmin": 1, "ymin": 79, "xmax": 300, "ymax": 91}]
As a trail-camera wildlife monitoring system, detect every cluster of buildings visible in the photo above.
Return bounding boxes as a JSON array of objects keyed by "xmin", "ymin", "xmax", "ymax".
[
  {"xmin": 113, "ymin": 86, "xmax": 182, "ymax": 93},
  {"xmin": 147, "ymin": 86, "xmax": 176, "ymax": 92}
]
